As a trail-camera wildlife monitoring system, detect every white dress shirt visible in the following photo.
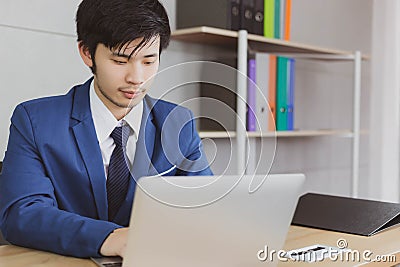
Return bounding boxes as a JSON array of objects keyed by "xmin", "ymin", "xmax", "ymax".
[{"xmin": 89, "ymin": 80, "xmax": 143, "ymax": 177}]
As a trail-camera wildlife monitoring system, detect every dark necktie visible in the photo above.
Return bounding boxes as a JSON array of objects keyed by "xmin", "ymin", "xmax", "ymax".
[{"xmin": 107, "ymin": 125, "xmax": 131, "ymax": 221}]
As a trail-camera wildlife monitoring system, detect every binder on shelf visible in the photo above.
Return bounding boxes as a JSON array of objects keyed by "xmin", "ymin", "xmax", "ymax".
[
  {"xmin": 255, "ymin": 53, "xmax": 270, "ymax": 132},
  {"xmin": 176, "ymin": 0, "xmax": 240, "ymax": 31},
  {"xmin": 284, "ymin": 0, "xmax": 292, "ymax": 40},
  {"xmin": 279, "ymin": 0, "xmax": 286, "ymax": 38},
  {"xmin": 240, "ymin": 0, "xmax": 255, "ymax": 33},
  {"xmin": 292, "ymin": 193, "xmax": 400, "ymax": 236},
  {"xmin": 268, "ymin": 55, "xmax": 277, "ymax": 131},
  {"xmin": 263, "ymin": 0, "xmax": 274, "ymax": 38},
  {"xmin": 276, "ymin": 56, "xmax": 288, "ymax": 131},
  {"xmin": 274, "ymin": 0, "xmax": 281, "ymax": 38},
  {"xmin": 247, "ymin": 58, "xmax": 257, "ymax": 131},
  {"xmin": 232, "ymin": 0, "xmax": 241, "ymax": 31},
  {"xmin": 253, "ymin": 0, "xmax": 264, "ymax": 35},
  {"xmin": 287, "ymin": 58, "xmax": 295, "ymax": 130}
]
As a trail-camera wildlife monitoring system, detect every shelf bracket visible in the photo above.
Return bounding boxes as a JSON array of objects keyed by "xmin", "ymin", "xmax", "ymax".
[{"xmin": 237, "ymin": 30, "xmax": 248, "ymax": 175}]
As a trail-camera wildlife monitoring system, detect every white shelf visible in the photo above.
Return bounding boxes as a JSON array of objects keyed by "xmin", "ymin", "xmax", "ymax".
[
  {"xmin": 199, "ymin": 130, "xmax": 361, "ymax": 139},
  {"xmin": 199, "ymin": 131, "xmax": 236, "ymax": 139},
  {"xmin": 172, "ymin": 26, "xmax": 369, "ymax": 60},
  {"xmin": 248, "ymin": 130, "xmax": 354, "ymax": 138}
]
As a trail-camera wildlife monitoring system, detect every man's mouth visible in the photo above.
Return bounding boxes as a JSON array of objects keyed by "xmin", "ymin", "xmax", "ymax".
[{"xmin": 120, "ymin": 90, "xmax": 142, "ymax": 99}]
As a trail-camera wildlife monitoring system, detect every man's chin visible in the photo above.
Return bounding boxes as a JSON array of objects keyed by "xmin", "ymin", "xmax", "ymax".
[
  {"xmin": 126, "ymin": 98, "xmax": 144, "ymax": 108},
  {"xmin": 115, "ymin": 102, "xmax": 136, "ymax": 110}
]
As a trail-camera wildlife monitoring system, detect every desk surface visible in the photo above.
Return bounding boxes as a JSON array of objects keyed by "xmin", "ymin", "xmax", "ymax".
[
  {"xmin": 280, "ymin": 225, "xmax": 400, "ymax": 266},
  {"xmin": 1, "ymin": 225, "xmax": 399, "ymax": 267}
]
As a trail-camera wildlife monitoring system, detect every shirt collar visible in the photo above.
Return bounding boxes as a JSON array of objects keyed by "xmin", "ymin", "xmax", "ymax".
[{"xmin": 89, "ymin": 80, "xmax": 143, "ymax": 143}]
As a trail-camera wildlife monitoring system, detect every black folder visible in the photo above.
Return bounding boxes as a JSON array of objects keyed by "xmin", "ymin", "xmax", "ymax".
[
  {"xmin": 240, "ymin": 0, "xmax": 255, "ymax": 33},
  {"xmin": 176, "ymin": 0, "xmax": 240, "ymax": 31},
  {"xmin": 291, "ymin": 193, "xmax": 400, "ymax": 236},
  {"xmin": 253, "ymin": 0, "xmax": 264, "ymax": 35}
]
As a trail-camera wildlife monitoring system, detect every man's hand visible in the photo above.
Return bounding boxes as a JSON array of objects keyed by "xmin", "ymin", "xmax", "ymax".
[{"xmin": 100, "ymin": 227, "xmax": 129, "ymax": 258}]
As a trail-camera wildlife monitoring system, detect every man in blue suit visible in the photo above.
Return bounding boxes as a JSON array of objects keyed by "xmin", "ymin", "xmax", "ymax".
[{"xmin": 0, "ymin": 0, "xmax": 212, "ymax": 259}]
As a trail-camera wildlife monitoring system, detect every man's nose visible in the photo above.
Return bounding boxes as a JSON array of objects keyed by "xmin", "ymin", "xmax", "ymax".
[{"xmin": 125, "ymin": 64, "xmax": 144, "ymax": 86}]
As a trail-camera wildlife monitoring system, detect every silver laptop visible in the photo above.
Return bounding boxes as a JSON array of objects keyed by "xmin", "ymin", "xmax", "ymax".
[{"xmin": 92, "ymin": 173, "xmax": 305, "ymax": 267}]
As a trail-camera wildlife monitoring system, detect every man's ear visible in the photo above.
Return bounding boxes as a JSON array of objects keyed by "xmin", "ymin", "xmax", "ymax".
[{"xmin": 78, "ymin": 42, "xmax": 93, "ymax": 68}]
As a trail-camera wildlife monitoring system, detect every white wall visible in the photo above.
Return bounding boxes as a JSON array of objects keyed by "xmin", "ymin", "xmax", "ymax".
[
  {"xmin": 369, "ymin": 0, "xmax": 400, "ymax": 202},
  {"xmin": 288, "ymin": 0, "xmax": 372, "ymax": 197},
  {"xmin": 0, "ymin": 0, "xmax": 91, "ymax": 159}
]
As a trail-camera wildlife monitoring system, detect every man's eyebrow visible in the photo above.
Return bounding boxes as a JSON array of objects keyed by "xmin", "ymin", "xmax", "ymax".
[
  {"xmin": 143, "ymin": 53, "xmax": 158, "ymax": 58},
  {"xmin": 111, "ymin": 52, "xmax": 158, "ymax": 58},
  {"xmin": 111, "ymin": 52, "xmax": 130, "ymax": 58}
]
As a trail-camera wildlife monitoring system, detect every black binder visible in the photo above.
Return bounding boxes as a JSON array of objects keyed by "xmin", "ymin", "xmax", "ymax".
[
  {"xmin": 253, "ymin": 0, "xmax": 264, "ymax": 35},
  {"xmin": 240, "ymin": 0, "xmax": 254, "ymax": 32},
  {"xmin": 176, "ymin": 0, "xmax": 240, "ymax": 31},
  {"xmin": 291, "ymin": 193, "xmax": 400, "ymax": 236}
]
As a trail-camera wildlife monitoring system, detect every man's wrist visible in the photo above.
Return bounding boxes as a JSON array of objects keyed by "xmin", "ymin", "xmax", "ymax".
[{"xmin": 100, "ymin": 227, "xmax": 128, "ymax": 257}]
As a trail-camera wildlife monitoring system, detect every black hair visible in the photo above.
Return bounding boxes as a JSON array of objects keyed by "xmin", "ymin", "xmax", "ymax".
[{"xmin": 76, "ymin": 0, "xmax": 171, "ymax": 73}]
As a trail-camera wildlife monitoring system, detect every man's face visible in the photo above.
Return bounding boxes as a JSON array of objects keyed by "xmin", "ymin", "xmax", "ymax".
[{"xmin": 84, "ymin": 37, "xmax": 160, "ymax": 117}]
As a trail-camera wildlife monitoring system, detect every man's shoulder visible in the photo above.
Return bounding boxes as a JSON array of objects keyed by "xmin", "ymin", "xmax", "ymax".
[
  {"xmin": 17, "ymin": 80, "xmax": 90, "ymax": 113},
  {"xmin": 15, "ymin": 95, "xmax": 70, "ymax": 123},
  {"xmin": 10, "ymin": 80, "xmax": 92, "ymax": 126},
  {"xmin": 20, "ymin": 93, "xmax": 70, "ymax": 109}
]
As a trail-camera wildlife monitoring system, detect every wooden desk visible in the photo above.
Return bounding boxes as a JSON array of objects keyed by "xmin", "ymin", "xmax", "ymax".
[
  {"xmin": 1, "ymin": 226, "xmax": 399, "ymax": 267},
  {"xmin": 279, "ymin": 226, "xmax": 400, "ymax": 266},
  {"xmin": 0, "ymin": 245, "xmax": 96, "ymax": 267}
]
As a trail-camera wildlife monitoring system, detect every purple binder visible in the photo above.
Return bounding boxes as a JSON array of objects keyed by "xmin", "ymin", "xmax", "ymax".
[
  {"xmin": 247, "ymin": 59, "xmax": 257, "ymax": 131},
  {"xmin": 287, "ymin": 58, "xmax": 295, "ymax": 130}
]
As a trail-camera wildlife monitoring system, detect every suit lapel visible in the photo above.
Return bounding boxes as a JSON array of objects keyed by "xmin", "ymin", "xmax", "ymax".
[
  {"xmin": 70, "ymin": 78, "xmax": 108, "ymax": 220},
  {"xmin": 131, "ymin": 96, "xmax": 156, "ymax": 180}
]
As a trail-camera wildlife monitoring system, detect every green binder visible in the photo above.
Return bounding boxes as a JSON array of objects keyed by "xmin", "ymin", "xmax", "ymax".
[
  {"xmin": 276, "ymin": 56, "xmax": 288, "ymax": 131},
  {"xmin": 263, "ymin": 0, "xmax": 274, "ymax": 38},
  {"xmin": 274, "ymin": 0, "xmax": 280, "ymax": 38}
]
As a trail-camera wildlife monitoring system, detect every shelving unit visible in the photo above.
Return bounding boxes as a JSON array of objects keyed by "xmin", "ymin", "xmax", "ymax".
[{"xmin": 171, "ymin": 26, "xmax": 366, "ymax": 197}]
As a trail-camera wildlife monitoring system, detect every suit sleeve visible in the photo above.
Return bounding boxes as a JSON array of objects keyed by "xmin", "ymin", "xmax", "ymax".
[
  {"xmin": 175, "ymin": 109, "xmax": 213, "ymax": 176},
  {"xmin": 0, "ymin": 104, "xmax": 120, "ymax": 258}
]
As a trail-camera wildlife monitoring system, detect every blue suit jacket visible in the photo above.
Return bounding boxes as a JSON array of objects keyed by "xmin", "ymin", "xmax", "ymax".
[{"xmin": 0, "ymin": 78, "xmax": 212, "ymax": 257}]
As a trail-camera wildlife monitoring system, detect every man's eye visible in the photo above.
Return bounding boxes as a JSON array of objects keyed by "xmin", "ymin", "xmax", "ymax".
[
  {"xmin": 144, "ymin": 61, "xmax": 155, "ymax": 65},
  {"xmin": 113, "ymin": 60, "xmax": 126, "ymax": 64}
]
